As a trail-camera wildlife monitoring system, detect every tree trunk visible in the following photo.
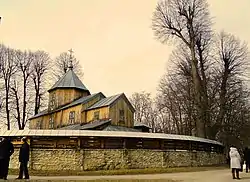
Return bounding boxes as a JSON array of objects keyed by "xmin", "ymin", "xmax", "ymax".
[
  {"xmin": 22, "ymin": 78, "xmax": 27, "ymax": 130},
  {"xmin": 5, "ymin": 80, "xmax": 10, "ymax": 130},
  {"xmin": 12, "ymin": 84, "xmax": 22, "ymax": 129},
  {"xmin": 190, "ymin": 47, "xmax": 205, "ymax": 138}
]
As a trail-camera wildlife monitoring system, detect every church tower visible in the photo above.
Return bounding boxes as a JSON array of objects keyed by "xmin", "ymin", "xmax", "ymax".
[{"xmin": 47, "ymin": 49, "xmax": 90, "ymax": 111}]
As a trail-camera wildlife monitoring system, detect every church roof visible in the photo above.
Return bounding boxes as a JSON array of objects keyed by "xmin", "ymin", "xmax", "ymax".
[
  {"xmin": 134, "ymin": 122, "xmax": 151, "ymax": 129},
  {"xmin": 48, "ymin": 69, "xmax": 90, "ymax": 93},
  {"xmin": 86, "ymin": 93, "xmax": 135, "ymax": 112},
  {"xmin": 58, "ymin": 119, "xmax": 111, "ymax": 130},
  {"xmin": 29, "ymin": 92, "xmax": 104, "ymax": 120},
  {"xmin": 87, "ymin": 93, "xmax": 123, "ymax": 110}
]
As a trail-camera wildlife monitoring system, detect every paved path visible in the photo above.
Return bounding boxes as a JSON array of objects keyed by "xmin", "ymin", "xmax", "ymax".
[{"xmin": 5, "ymin": 169, "xmax": 250, "ymax": 181}]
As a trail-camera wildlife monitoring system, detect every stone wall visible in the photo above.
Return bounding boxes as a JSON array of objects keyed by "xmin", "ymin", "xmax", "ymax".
[{"xmin": 9, "ymin": 148, "xmax": 225, "ymax": 171}]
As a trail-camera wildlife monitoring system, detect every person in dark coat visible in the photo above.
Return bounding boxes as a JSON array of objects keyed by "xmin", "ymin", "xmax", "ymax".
[
  {"xmin": 1, "ymin": 137, "xmax": 14, "ymax": 180},
  {"xmin": 0, "ymin": 137, "xmax": 5, "ymax": 179},
  {"xmin": 16, "ymin": 137, "xmax": 30, "ymax": 180},
  {"xmin": 243, "ymin": 147, "xmax": 250, "ymax": 173}
]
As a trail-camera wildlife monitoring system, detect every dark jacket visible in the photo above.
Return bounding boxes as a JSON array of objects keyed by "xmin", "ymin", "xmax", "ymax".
[
  {"xmin": 244, "ymin": 148, "xmax": 250, "ymax": 162},
  {"xmin": 0, "ymin": 139, "xmax": 14, "ymax": 160},
  {"xmin": 19, "ymin": 142, "xmax": 30, "ymax": 162}
]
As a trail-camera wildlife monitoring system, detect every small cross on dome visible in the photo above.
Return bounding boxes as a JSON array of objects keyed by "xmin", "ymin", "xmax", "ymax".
[{"xmin": 68, "ymin": 48, "xmax": 74, "ymax": 69}]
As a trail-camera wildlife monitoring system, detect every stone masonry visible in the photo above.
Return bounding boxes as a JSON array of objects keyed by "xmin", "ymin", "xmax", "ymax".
[{"xmin": 9, "ymin": 148, "xmax": 225, "ymax": 171}]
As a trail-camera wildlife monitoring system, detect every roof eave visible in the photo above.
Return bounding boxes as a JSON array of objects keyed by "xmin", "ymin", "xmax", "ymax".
[{"xmin": 48, "ymin": 87, "xmax": 90, "ymax": 94}]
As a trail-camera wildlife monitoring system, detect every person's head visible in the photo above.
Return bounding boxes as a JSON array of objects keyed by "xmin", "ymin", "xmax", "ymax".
[
  {"xmin": 245, "ymin": 147, "xmax": 248, "ymax": 150},
  {"xmin": 21, "ymin": 137, "xmax": 27, "ymax": 143},
  {"xmin": 230, "ymin": 146, "xmax": 237, "ymax": 151}
]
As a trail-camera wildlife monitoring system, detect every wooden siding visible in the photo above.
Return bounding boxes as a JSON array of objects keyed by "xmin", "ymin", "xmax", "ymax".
[
  {"xmin": 81, "ymin": 95, "xmax": 105, "ymax": 123},
  {"xmin": 86, "ymin": 107, "xmax": 109, "ymax": 123},
  {"xmin": 60, "ymin": 104, "xmax": 82, "ymax": 127},
  {"xmin": 109, "ymin": 98, "xmax": 134, "ymax": 127},
  {"xmin": 30, "ymin": 99, "xmax": 96, "ymax": 129},
  {"xmin": 81, "ymin": 111, "xmax": 87, "ymax": 123},
  {"xmin": 48, "ymin": 88, "xmax": 89, "ymax": 111},
  {"xmin": 30, "ymin": 105, "xmax": 81, "ymax": 129},
  {"xmin": 29, "ymin": 115, "xmax": 50, "ymax": 129},
  {"xmin": 29, "ymin": 117, "xmax": 40, "ymax": 129}
]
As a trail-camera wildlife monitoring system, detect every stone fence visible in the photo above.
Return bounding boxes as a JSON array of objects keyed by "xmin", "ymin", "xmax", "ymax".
[
  {"xmin": 9, "ymin": 148, "xmax": 225, "ymax": 171},
  {"xmin": 1, "ymin": 129, "xmax": 225, "ymax": 171}
]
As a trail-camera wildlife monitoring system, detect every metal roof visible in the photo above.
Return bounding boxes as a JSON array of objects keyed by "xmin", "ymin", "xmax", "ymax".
[
  {"xmin": 103, "ymin": 125, "xmax": 140, "ymax": 132},
  {"xmin": 0, "ymin": 129, "xmax": 223, "ymax": 146},
  {"xmin": 134, "ymin": 122, "xmax": 151, "ymax": 128},
  {"xmin": 30, "ymin": 93, "xmax": 105, "ymax": 119},
  {"xmin": 58, "ymin": 119, "xmax": 111, "ymax": 130},
  {"xmin": 60, "ymin": 92, "xmax": 104, "ymax": 110},
  {"xmin": 87, "ymin": 93, "xmax": 123, "ymax": 110},
  {"xmin": 57, "ymin": 124, "xmax": 82, "ymax": 130},
  {"xmin": 48, "ymin": 69, "xmax": 90, "ymax": 93},
  {"xmin": 30, "ymin": 109, "xmax": 48, "ymax": 119}
]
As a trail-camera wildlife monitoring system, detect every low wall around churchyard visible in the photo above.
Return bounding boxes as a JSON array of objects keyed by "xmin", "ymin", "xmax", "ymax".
[
  {"xmin": 9, "ymin": 148, "xmax": 225, "ymax": 171},
  {"xmin": 1, "ymin": 130, "xmax": 225, "ymax": 171}
]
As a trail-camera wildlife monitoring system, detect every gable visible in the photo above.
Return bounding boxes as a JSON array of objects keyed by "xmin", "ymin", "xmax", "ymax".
[
  {"xmin": 86, "ymin": 93, "xmax": 122, "ymax": 110},
  {"xmin": 110, "ymin": 94, "xmax": 135, "ymax": 113},
  {"xmin": 85, "ymin": 93, "xmax": 135, "ymax": 113}
]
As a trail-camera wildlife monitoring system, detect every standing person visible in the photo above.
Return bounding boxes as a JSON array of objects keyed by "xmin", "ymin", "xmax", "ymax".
[
  {"xmin": 230, "ymin": 147, "xmax": 241, "ymax": 179},
  {"xmin": 1, "ymin": 137, "xmax": 14, "ymax": 180},
  {"xmin": 0, "ymin": 137, "xmax": 5, "ymax": 179},
  {"xmin": 243, "ymin": 147, "xmax": 250, "ymax": 173},
  {"xmin": 16, "ymin": 137, "xmax": 30, "ymax": 180}
]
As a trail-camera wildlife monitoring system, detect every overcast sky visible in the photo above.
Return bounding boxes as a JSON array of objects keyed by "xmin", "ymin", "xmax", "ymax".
[{"xmin": 0, "ymin": 0, "xmax": 250, "ymax": 98}]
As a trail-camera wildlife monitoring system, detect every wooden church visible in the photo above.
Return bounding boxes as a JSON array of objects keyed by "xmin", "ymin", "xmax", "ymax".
[{"xmin": 29, "ymin": 53, "xmax": 149, "ymax": 132}]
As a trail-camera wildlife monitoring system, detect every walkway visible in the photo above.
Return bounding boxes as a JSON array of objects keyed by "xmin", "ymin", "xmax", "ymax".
[{"xmin": 6, "ymin": 169, "xmax": 250, "ymax": 181}]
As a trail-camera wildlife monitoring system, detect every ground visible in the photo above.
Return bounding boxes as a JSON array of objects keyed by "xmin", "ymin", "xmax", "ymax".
[{"xmin": 5, "ymin": 169, "xmax": 250, "ymax": 182}]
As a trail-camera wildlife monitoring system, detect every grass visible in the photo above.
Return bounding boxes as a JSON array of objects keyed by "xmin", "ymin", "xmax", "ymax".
[{"xmin": 9, "ymin": 165, "xmax": 228, "ymax": 176}]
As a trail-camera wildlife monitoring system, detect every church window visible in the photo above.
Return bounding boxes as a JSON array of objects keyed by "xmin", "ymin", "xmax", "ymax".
[
  {"xmin": 49, "ymin": 116, "xmax": 54, "ymax": 129},
  {"xmin": 36, "ymin": 120, "xmax": 42, "ymax": 129},
  {"xmin": 50, "ymin": 93, "xmax": 56, "ymax": 108},
  {"xmin": 119, "ymin": 109, "xmax": 125, "ymax": 122},
  {"xmin": 69, "ymin": 111, "xmax": 75, "ymax": 124},
  {"xmin": 93, "ymin": 111, "xmax": 100, "ymax": 120}
]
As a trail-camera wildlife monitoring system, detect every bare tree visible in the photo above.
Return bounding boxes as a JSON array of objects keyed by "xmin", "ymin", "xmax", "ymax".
[
  {"xmin": 10, "ymin": 80, "xmax": 21, "ymax": 129},
  {"xmin": 157, "ymin": 64, "xmax": 195, "ymax": 135},
  {"xmin": 211, "ymin": 31, "xmax": 249, "ymax": 138},
  {"xmin": 129, "ymin": 92, "xmax": 158, "ymax": 132},
  {"xmin": 11, "ymin": 50, "xmax": 34, "ymax": 129},
  {"xmin": 0, "ymin": 45, "xmax": 17, "ymax": 130},
  {"xmin": 152, "ymin": 0, "xmax": 212, "ymax": 137},
  {"xmin": 52, "ymin": 51, "xmax": 84, "ymax": 80},
  {"xmin": 31, "ymin": 51, "xmax": 50, "ymax": 115}
]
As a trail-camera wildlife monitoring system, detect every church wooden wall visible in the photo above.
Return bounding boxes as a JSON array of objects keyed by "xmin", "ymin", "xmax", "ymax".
[
  {"xmin": 81, "ymin": 95, "xmax": 105, "ymax": 123},
  {"xmin": 109, "ymin": 98, "xmax": 134, "ymax": 128},
  {"xmin": 86, "ymin": 107, "xmax": 110, "ymax": 122},
  {"xmin": 29, "ymin": 115, "xmax": 50, "ymax": 129},
  {"xmin": 48, "ymin": 89, "xmax": 89, "ymax": 111},
  {"xmin": 60, "ymin": 104, "xmax": 82, "ymax": 127},
  {"xmin": 30, "ymin": 104, "xmax": 82, "ymax": 129},
  {"xmin": 29, "ymin": 117, "xmax": 38, "ymax": 129}
]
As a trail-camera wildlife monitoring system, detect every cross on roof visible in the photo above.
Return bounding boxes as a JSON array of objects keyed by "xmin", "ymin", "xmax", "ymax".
[
  {"xmin": 68, "ymin": 48, "xmax": 74, "ymax": 55},
  {"xmin": 68, "ymin": 48, "xmax": 74, "ymax": 69}
]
